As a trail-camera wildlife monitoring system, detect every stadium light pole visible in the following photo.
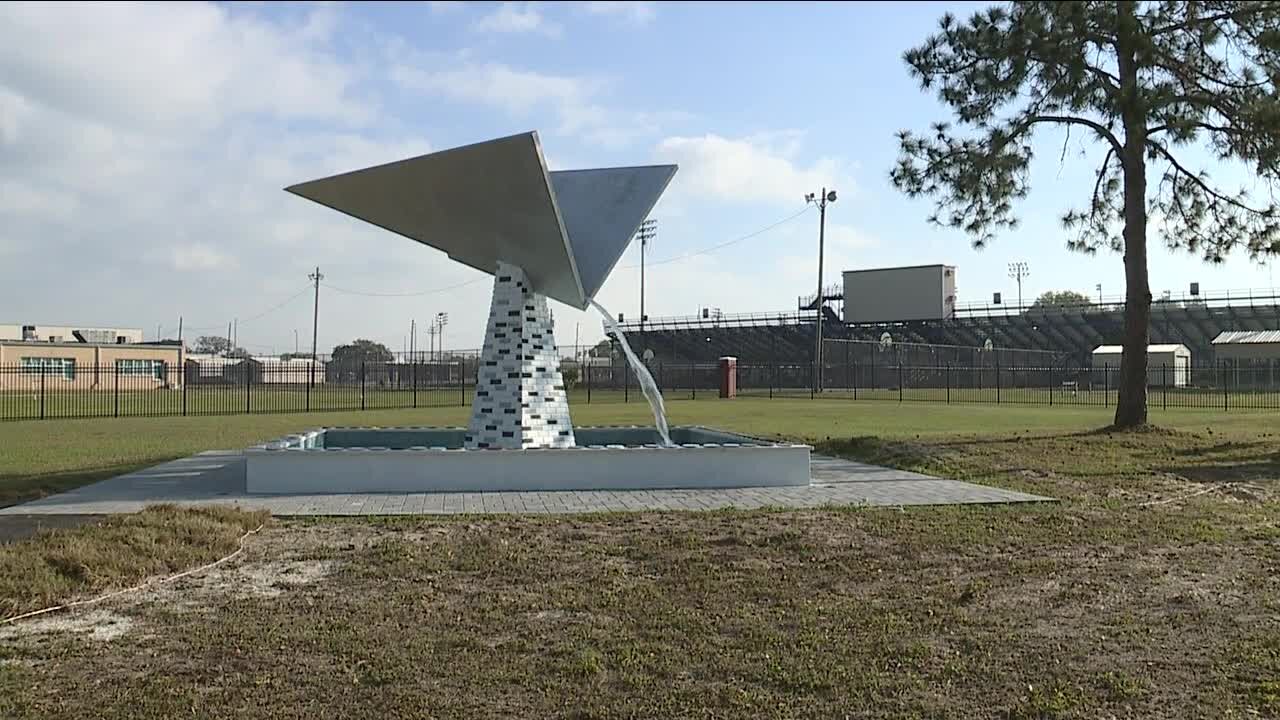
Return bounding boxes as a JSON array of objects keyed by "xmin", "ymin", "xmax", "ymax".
[
  {"xmin": 636, "ymin": 219, "xmax": 657, "ymax": 336},
  {"xmin": 1008, "ymin": 261, "xmax": 1029, "ymax": 309},
  {"xmin": 435, "ymin": 312, "xmax": 448, "ymax": 360},
  {"xmin": 308, "ymin": 266, "xmax": 323, "ymax": 387},
  {"xmin": 806, "ymin": 188, "xmax": 837, "ymax": 393}
]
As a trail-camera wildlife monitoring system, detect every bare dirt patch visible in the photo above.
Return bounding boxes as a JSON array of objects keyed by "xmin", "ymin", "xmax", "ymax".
[
  {"xmin": 3, "ymin": 429, "xmax": 1280, "ymax": 718},
  {"xmin": 0, "ymin": 609, "xmax": 134, "ymax": 643}
]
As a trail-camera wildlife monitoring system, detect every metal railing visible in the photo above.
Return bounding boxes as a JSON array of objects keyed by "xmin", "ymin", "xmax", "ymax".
[{"xmin": 3, "ymin": 353, "xmax": 1277, "ymax": 422}]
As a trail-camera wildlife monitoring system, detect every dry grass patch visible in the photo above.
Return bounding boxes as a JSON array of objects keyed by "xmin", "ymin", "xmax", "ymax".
[{"xmin": 0, "ymin": 504, "xmax": 268, "ymax": 618}]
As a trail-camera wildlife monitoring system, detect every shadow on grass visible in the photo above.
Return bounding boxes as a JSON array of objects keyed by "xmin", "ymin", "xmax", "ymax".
[
  {"xmin": 814, "ymin": 436, "xmax": 959, "ymax": 476},
  {"xmin": 1162, "ymin": 458, "xmax": 1280, "ymax": 486},
  {"xmin": 0, "ymin": 461, "xmax": 165, "ymax": 509}
]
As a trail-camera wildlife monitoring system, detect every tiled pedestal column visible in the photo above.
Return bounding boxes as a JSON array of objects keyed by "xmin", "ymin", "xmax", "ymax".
[{"xmin": 465, "ymin": 262, "xmax": 576, "ymax": 449}]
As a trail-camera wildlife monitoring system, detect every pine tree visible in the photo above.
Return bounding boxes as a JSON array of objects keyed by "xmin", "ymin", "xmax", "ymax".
[{"xmin": 891, "ymin": 1, "xmax": 1280, "ymax": 427}]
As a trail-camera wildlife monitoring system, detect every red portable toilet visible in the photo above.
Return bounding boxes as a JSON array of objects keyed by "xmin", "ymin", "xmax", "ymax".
[{"xmin": 719, "ymin": 356, "xmax": 738, "ymax": 398}]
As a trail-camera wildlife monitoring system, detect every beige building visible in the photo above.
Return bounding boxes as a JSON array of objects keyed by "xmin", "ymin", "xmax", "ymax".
[
  {"xmin": 247, "ymin": 357, "xmax": 327, "ymax": 385},
  {"xmin": 0, "ymin": 324, "xmax": 143, "ymax": 344},
  {"xmin": 0, "ymin": 340, "xmax": 182, "ymax": 390},
  {"xmin": 1092, "ymin": 344, "xmax": 1191, "ymax": 387},
  {"xmin": 183, "ymin": 354, "xmax": 243, "ymax": 385},
  {"xmin": 1212, "ymin": 330, "xmax": 1280, "ymax": 362}
]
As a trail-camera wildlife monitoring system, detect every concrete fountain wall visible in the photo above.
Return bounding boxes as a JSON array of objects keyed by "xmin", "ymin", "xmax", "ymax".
[{"xmin": 245, "ymin": 426, "xmax": 810, "ymax": 494}]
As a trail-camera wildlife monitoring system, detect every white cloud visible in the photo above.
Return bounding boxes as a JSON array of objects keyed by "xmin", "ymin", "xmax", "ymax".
[
  {"xmin": 392, "ymin": 60, "xmax": 689, "ymax": 148},
  {"xmin": 473, "ymin": 2, "xmax": 562, "ymax": 37},
  {"xmin": 582, "ymin": 1, "xmax": 656, "ymax": 26},
  {"xmin": 394, "ymin": 62, "xmax": 598, "ymax": 115},
  {"xmin": 655, "ymin": 132, "xmax": 851, "ymax": 206},
  {"xmin": 0, "ymin": 3, "xmax": 487, "ymax": 353},
  {"xmin": 171, "ymin": 243, "xmax": 235, "ymax": 271},
  {"xmin": 0, "ymin": 3, "xmax": 373, "ymax": 132},
  {"xmin": 827, "ymin": 223, "xmax": 879, "ymax": 251}
]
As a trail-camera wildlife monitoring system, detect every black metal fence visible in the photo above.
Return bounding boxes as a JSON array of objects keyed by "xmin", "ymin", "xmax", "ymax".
[
  {"xmin": 732, "ymin": 359, "xmax": 1280, "ymax": 411},
  {"xmin": 3, "ymin": 353, "xmax": 1278, "ymax": 422}
]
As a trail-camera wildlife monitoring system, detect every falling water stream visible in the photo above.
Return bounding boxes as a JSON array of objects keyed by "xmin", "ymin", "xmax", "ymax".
[{"xmin": 592, "ymin": 299, "xmax": 674, "ymax": 447}]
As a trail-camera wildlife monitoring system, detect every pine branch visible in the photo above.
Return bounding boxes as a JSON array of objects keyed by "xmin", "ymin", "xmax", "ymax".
[
  {"xmin": 1089, "ymin": 146, "xmax": 1117, "ymax": 223},
  {"xmin": 1148, "ymin": 142, "xmax": 1268, "ymax": 214},
  {"xmin": 1148, "ymin": 9, "xmax": 1243, "ymax": 37},
  {"xmin": 1027, "ymin": 115, "xmax": 1123, "ymax": 153}
]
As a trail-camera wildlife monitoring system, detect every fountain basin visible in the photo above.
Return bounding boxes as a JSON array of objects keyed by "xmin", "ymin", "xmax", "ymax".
[{"xmin": 245, "ymin": 426, "xmax": 810, "ymax": 494}]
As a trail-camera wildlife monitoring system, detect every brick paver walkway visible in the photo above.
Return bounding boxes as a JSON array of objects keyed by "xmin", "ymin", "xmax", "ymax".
[{"xmin": 0, "ymin": 451, "xmax": 1050, "ymax": 516}]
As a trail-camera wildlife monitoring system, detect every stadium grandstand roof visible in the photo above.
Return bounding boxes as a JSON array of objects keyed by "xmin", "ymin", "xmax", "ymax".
[
  {"xmin": 1092, "ymin": 344, "xmax": 1189, "ymax": 354},
  {"xmin": 1212, "ymin": 330, "xmax": 1280, "ymax": 344}
]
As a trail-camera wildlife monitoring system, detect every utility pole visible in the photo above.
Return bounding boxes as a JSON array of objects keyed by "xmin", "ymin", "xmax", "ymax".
[
  {"xmin": 294, "ymin": 329, "xmax": 299, "ymax": 355},
  {"xmin": 1008, "ymin": 263, "xmax": 1029, "ymax": 308},
  {"xmin": 226, "ymin": 322, "xmax": 232, "ymax": 358},
  {"xmin": 805, "ymin": 188, "xmax": 838, "ymax": 393},
  {"xmin": 435, "ymin": 312, "xmax": 448, "ymax": 360},
  {"xmin": 309, "ymin": 266, "xmax": 323, "ymax": 387},
  {"xmin": 636, "ymin": 219, "xmax": 657, "ymax": 335},
  {"xmin": 410, "ymin": 319, "xmax": 417, "ymax": 363},
  {"xmin": 1096, "ymin": 283, "xmax": 1103, "ymax": 305}
]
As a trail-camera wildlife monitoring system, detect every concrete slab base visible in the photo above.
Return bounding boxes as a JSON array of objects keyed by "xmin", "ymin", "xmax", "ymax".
[
  {"xmin": 0, "ymin": 451, "xmax": 1053, "ymax": 516},
  {"xmin": 245, "ymin": 426, "xmax": 811, "ymax": 494}
]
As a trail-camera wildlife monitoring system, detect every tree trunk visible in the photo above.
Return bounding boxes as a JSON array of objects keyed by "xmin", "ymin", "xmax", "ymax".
[{"xmin": 1114, "ymin": 0, "xmax": 1151, "ymax": 428}]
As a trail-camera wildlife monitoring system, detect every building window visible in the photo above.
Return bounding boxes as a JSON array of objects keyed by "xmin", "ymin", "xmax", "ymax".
[
  {"xmin": 116, "ymin": 359, "xmax": 166, "ymax": 379},
  {"xmin": 20, "ymin": 357, "xmax": 76, "ymax": 380}
]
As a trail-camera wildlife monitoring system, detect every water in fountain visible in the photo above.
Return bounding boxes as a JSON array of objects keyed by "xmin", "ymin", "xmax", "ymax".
[{"xmin": 591, "ymin": 299, "xmax": 673, "ymax": 448}]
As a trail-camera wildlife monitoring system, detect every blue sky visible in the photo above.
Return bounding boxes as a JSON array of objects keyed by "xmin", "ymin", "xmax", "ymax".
[{"xmin": 1, "ymin": 1, "xmax": 1274, "ymax": 355}]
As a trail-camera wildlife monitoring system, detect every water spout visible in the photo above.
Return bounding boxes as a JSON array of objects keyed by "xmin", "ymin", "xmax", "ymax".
[{"xmin": 591, "ymin": 299, "xmax": 673, "ymax": 447}]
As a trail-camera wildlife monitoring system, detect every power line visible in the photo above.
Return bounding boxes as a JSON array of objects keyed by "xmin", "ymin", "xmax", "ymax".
[
  {"xmin": 314, "ymin": 207, "xmax": 814, "ymax": 298},
  {"xmin": 624, "ymin": 205, "xmax": 814, "ymax": 269},
  {"xmin": 238, "ymin": 285, "xmax": 314, "ymax": 325},
  {"xmin": 162, "ymin": 284, "xmax": 313, "ymax": 336},
  {"xmin": 320, "ymin": 277, "xmax": 486, "ymax": 298}
]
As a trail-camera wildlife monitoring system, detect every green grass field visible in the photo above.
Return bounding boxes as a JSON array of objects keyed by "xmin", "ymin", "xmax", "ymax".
[
  {"xmin": 5, "ymin": 379, "xmax": 1279, "ymax": 421},
  {"xmin": 1, "ymin": 398, "xmax": 1278, "ymax": 718},
  {"xmin": 0, "ymin": 397, "xmax": 1274, "ymax": 508}
]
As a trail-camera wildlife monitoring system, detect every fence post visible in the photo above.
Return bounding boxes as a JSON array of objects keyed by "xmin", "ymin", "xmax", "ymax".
[
  {"xmin": 898, "ymin": 363, "xmax": 904, "ymax": 403},
  {"xmin": 182, "ymin": 365, "xmax": 187, "ymax": 417},
  {"xmin": 1163, "ymin": 363, "xmax": 1168, "ymax": 411},
  {"xmin": 624, "ymin": 359, "xmax": 629, "ymax": 403},
  {"xmin": 41, "ymin": 369, "xmax": 46, "ymax": 420},
  {"xmin": 946, "ymin": 363, "xmax": 951, "ymax": 404},
  {"xmin": 810, "ymin": 361, "xmax": 815, "ymax": 400},
  {"xmin": 113, "ymin": 366, "xmax": 118, "ymax": 418},
  {"xmin": 1104, "ymin": 364, "xmax": 1109, "ymax": 407},
  {"xmin": 845, "ymin": 341, "xmax": 851, "ymax": 393},
  {"xmin": 692, "ymin": 362, "xmax": 696, "ymax": 400},
  {"xmin": 460, "ymin": 360, "xmax": 467, "ymax": 407},
  {"xmin": 1223, "ymin": 361, "xmax": 1228, "ymax": 412},
  {"xmin": 769, "ymin": 359, "xmax": 774, "ymax": 399},
  {"xmin": 996, "ymin": 360, "xmax": 1002, "ymax": 404},
  {"xmin": 360, "ymin": 361, "xmax": 366, "ymax": 411},
  {"xmin": 245, "ymin": 363, "xmax": 252, "ymax": 414},
  {"xmin": 412, "ymin": 358, "xmax": 418, "ymax": 409},
  {"xmin": 587, "ymin": 364, "xmax": 592, "ymax": 404},
  {"xmin": 1049, "ymin": 364, "xmax": 1054, "ymax": 406},
  {"xmin": 852, "ymin": 360, "xmax": 858, "ymax": 400}
]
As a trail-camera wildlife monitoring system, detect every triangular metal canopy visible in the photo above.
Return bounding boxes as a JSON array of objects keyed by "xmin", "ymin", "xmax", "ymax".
[
  {"xmin": 549, "ymin": 165, "xmax": 677, "ymax": 302},
  {"xmin": 285, "ymin": 131, "xmax": 676, "ymax": 311}
]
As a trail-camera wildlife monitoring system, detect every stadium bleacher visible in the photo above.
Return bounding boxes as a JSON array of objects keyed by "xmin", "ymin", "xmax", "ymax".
[{"xmin": 622, "ymin": 289, "xmax": 1280, "ymax": 366}]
